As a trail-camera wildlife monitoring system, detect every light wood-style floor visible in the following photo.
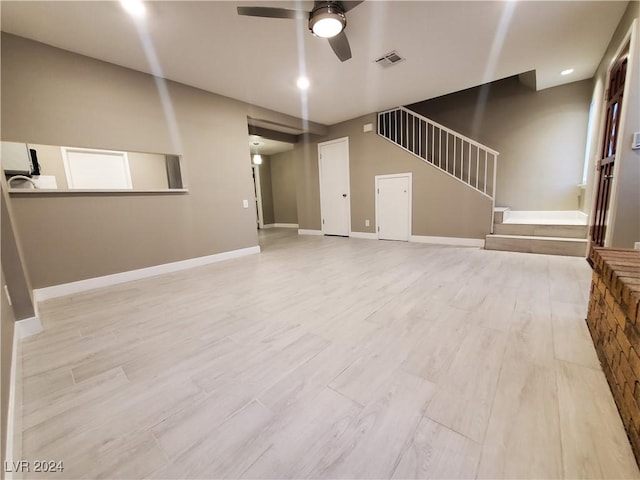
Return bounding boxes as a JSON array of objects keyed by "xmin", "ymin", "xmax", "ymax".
[{"xmin": 17, "ymin": 228, "xmax": 640, "ymax": 479}]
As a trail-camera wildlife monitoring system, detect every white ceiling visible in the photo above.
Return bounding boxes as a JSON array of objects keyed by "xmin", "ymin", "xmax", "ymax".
[{"xmin": 0, "ymin": 1, "xmax": 628, "ymax": 127}]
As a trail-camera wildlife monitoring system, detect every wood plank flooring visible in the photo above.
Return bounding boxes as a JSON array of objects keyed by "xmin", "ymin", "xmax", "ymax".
[{"xmin": 15, "ymin": 228, "xmax": 640, "ymax": 479}]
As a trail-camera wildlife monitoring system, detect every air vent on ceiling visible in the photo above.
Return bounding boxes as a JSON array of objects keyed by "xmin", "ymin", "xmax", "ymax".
[{"xmin": 375, "ymin": 50, "xmax": 405, "ymax": 67}]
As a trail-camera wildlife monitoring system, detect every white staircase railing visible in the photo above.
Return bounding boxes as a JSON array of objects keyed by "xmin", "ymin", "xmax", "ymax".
[{"xmin": 377, "ymin": 106, "xmax": 499, "ymax": 201}]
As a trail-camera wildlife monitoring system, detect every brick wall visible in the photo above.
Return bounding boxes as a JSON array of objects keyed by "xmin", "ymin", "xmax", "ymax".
[{"xmin": 587, "ymin": 247, "xmax": 640, "ymax": 464}]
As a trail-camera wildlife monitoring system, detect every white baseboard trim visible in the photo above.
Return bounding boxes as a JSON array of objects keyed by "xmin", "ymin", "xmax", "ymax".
[
  {"xmin": 274, "ymin": 223, "xmax": 299, "ymax": 228},
  {"xmin": 17, "ymin": 316, "xmax": 42, "ymax": 339},
  {"xmin": 350, "ymin": 232, "xmax": 378, "ymax": 240},
  {"xmin": 5, "ymin": 318, "xmax": 39, "ymax": 475},
  {"xmin": 263, "ymin": 223, "xmax": 299, "ymax": 229},
  {"xmin": 298, "ymin": 229, "xmax": 323, "ymax": 236},
  {"xmin": 5, "ymin": 322, "xmax": 22, "ymax": 477},
  {"xmin": 33, "ymin": 245, "xmax": 261, "ymax": 303},
  {"xmin": 410, "ymin": 235, "xmax": 485, "ymax": 247}
]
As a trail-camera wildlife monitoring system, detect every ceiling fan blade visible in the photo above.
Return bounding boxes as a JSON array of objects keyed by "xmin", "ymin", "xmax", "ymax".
[
  {"xmin": 237, "ymin": 6, "xmax": 308, "ymax": 20},
  {"xmin": 341, "ymin": 1, "xmax": 364, "ymax": 13},
  {"xmin": 328, "ymin": 31, "xmax": 352, "ymax": 62}
]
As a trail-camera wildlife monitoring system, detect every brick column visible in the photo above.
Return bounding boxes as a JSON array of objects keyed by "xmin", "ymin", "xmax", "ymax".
[{"xmin": 587, "ymin": 247, "xmax": 640, "ymax": 464}]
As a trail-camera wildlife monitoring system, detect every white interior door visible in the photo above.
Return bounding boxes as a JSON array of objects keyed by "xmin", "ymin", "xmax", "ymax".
[
  {"xmin": 319, "ymin": 138, "xmax": 350, "ymax": 236},
  {"xmin": 376, "ymin": 174, "xmax": 411, "ymax": 241}
]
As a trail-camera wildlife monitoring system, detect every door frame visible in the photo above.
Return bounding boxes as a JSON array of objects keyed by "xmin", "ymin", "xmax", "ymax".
[
  {"xmin": 588, "ymin": 19, "xmax": 637, "ymax": 247},
  {"xmin": 252, "ymin": 164, "xmax": 264, "ymax": 229},
  {"xmin": 375, "ymin": 172, "xmax": 413, "ymax": 241},
  {"xmin": 318, "ymin": 137, "xmax": 351, "ymax": 236}
]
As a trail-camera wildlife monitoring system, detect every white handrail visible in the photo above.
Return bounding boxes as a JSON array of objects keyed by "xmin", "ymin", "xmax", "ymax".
[
  {"xmin": 377, "ymin": 107, "xmax": 499, "ymax": 206},
  {"xmin": 378, "ymin": 106, "xmax": 500, "ymax": 156}
]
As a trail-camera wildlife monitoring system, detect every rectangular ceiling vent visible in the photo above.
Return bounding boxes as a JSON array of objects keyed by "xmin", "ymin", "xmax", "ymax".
[{"xmin": 375, "ymin": 50, "xmax": 405, "ymax": 67}]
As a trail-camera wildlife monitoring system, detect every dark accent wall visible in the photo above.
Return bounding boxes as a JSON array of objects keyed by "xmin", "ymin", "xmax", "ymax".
[{"xmin": 407, "ymin": 77, "xmax": 592, "ymax": 211}]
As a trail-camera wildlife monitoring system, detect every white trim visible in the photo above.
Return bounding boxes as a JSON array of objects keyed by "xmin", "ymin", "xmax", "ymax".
[
  {"xmin": 5, "ymin": 323, "xmax": 23, "ymax": 478},
  {"xmin": 33, "ymin": 246, "xmax": 260, "ymax": 303},
  {"xmin": 375, "ymin": 173, "xmax": 413, "ymax": 241},
  {"xmin": 17, "ymin": 316, "xmax": 42, "ymax": 339},
  {"xmin": 272, "ymin": 223, "xmax": 299, "ymax": 228},
  {"xmin": 318, "ymin": 137, "xmax": 351, "ymax": 237},
  {"xmin": 298, "ymin": 229, "xmax": 323, "ymax": 236},
  {"xmin": 4, "ymin": 317, "xmax": 38, "ymax": 476},
  {"xmin": 410, "ymin": 235, "xmax": 485, "ymax": 248},
  {"xmin": 5, "ymin": 327, "xmax": 18, "ymax": 478},
  {"xmin": 252, "ymin": 165, "xmax": 265, "ymax": 229},
  {"xmin": 605, "ymin": 19, "xmax": 637, "ymax": 247},
  {"xmin": 350, "ymin": 232, "xmax": 377, "ymax": 240},
  {"xmin": 263, "ymin": 223, "xmax": 299, "ymax": 229}
]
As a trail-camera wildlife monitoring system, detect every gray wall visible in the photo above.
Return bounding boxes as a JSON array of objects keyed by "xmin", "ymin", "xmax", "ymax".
[
  {"xmin": 294, "ymin": 140, "xmax": 323, "ymax": 231},
  {"xmin": 1, "ymin": 185, "xmax": 34, "ymax": 320},
  {"xmin": 1, "ymin": 268, "xmax": 16, "ymax": 480},
  {"xmin": 407, "ymin": 77, "xmax": 592, "ymax": 211},
  {"xmin": 586, "ymin": 2, "xmax": 640, "ymax": 248},
  {"xmin": 295, "ymin": 114, "xmax": 492, "ymax": 239},
  {"xmin": 269, "ymin": 151, "xmax": 299, "ymax": 224},
  {"xmin": 1, "ymin": 34, "xmax": 306, "ymax": 289}
]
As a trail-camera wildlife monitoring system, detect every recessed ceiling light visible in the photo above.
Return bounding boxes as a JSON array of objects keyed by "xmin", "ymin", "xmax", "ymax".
[
  {"xmin": 297, "ymin": 76, "xmax": 310, "ymax": 90},
  {"xmin": 120, "ymin": 0, "xmax": 146, "ymax": 18},
  {"xmin": 561, "ymin": 68, "xmax": 574, "ymax": 76}
]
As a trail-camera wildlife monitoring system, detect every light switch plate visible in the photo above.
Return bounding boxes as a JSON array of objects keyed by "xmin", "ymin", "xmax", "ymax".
[
  {"xmin": 365, "ymin": 219, "xmax": 370, "ymax": 227},
  {"xmin": 634, "ymin": 242, "xmax": 640, "ymax": 251},
  {"xmin": 242, "ymin": 199, "xmax": 249, "ymax": 208}
]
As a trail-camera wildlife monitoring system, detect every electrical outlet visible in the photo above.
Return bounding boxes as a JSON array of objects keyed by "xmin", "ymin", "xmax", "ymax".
[
  {"xmin": 635, "ymin": 242, "xmax": 640, "ymax": 251},
  {"xmin": 242, "ymin": 199, "xmax": 249, "ymax": 208},
  {"xmin": 365, "ymin": 219, "xmax": 370, "ymax": 227}
]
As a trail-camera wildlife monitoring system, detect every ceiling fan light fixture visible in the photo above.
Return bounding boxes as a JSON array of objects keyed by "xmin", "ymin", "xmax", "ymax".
[{"xmin": 309, "ymin": 4, "xmax": 346, "ymax": 38}]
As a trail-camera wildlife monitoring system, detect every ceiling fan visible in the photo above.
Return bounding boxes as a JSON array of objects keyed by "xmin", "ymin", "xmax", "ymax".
[{"xmin": 237, "ymin": 1, "xmax": 364, "ymax": 62}]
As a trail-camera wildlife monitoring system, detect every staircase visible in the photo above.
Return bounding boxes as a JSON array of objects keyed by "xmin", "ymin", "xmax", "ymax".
[
  {"xmin": 485, "ymin": 207, "xmax": 589, "ymax": 257},
  {"xmin": 377, "ymin": 107, "xmax": 499, "ymax": 223},
  {"xmin": 378, "ymin": 107, "xmax": 589, "ymax": 257}
]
